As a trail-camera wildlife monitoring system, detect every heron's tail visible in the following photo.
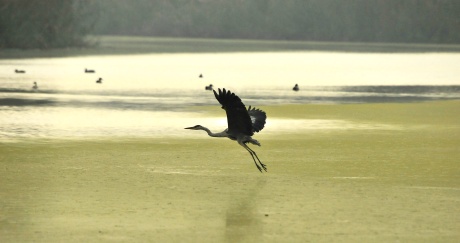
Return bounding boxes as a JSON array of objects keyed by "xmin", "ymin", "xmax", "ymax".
[{"xmin": 247, "ymin": 138, "xmax": 261, "ymax": 146}]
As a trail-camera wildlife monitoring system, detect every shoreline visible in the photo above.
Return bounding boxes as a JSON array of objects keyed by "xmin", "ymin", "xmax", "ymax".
[{"xmin": 2, "ymin": 35, "xmax": 460, "ymax": 59}]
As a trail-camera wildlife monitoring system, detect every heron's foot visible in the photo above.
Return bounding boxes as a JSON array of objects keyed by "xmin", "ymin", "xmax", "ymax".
[
  {"xmin": 255, "ymin": 163, "xmax": 263, "ymax": 173},
  {"xmin": 255, "ymin": 162, "xmax": 267, "ymax": 173},
  {"xmin": 260, "ymin": 162, "xmax": 267, "ymax": 172}
]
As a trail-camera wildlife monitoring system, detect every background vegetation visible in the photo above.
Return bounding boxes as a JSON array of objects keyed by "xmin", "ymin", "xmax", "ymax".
[
  {"xmin": 94, "ymin": 0, "xmax": 460, "ymax": 44},
  {"xmin": 0, "ymin": 0, "xmax": 97, "ymax": 49},
  {"xmin": 1, "ymin": 0, "xmax": 459, "ymax": 49}
]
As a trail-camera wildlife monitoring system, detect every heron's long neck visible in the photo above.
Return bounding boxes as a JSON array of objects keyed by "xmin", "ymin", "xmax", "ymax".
[{"xmin": 201, "ymin": 127, "xmax": 227, "ymax": 137}]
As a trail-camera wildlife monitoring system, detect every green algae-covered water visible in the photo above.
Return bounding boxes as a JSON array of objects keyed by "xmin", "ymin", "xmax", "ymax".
[{"xmin": 1, "ymin": 101, "xmax": 459, "ymax": 242}]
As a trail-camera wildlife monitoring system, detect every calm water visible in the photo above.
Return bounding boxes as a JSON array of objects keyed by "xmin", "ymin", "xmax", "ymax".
[{"xmin": 1, "ymin": 52, "xmax": 460, "ymax": 141}]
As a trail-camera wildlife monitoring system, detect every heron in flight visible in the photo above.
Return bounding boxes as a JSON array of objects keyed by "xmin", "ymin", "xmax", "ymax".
[{"xmin": 185, "ymin": 88, "xmax": 267, "ymax": 172}]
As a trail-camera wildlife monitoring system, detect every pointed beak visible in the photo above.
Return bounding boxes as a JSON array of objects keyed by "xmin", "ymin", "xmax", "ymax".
[{"xmin": 184, "ymin": 126, "xmax": 194, "ymax": 129}]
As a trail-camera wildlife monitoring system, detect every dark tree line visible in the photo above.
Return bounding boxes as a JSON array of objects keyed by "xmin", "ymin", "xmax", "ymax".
[
  {"xmin": 94, "ymin": 0, "xmax": 459, "ymax": 43},
  {"xmin": 1, "ymin": 0, "xmax": 459, "ymax": 49},
  {"xmin": 0, "ymin": 0, "xmax": 97, "ymax": 49}
]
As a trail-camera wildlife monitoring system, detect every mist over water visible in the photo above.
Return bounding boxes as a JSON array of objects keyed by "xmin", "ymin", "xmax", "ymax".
[{"xmin": 1, "ymin": 52, "xmax": 460, "ymax": 141}]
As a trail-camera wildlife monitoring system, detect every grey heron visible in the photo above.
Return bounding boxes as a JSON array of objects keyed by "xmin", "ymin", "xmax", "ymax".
[{"xmin": 185, "ymin": 88, "xmax": 267, "ymax": 172}]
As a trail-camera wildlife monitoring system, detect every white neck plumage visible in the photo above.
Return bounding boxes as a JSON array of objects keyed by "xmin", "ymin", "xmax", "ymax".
[{"xmin": 200, "ymin": 126, "xmax": 228, "ymax": 138}]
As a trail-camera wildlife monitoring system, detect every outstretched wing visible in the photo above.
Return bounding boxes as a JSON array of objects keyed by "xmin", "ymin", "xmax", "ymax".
[
  {"xmin": 213, "ymin": 88, "xmax": 253, "ymax": 136},
  {"xmin": 247, "ymin": 106, "xmax": 266, "ymax": 133}
]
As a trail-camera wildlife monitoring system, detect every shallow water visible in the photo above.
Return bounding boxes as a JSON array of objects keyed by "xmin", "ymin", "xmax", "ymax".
[{"xmin": 1, "ymin": 52, "xmax": 460, "ymax": 141}]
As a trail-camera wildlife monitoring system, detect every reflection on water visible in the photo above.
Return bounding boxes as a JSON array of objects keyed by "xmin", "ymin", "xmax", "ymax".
[
  {"xmin": 0, "ymin": 107, "xmax": 221, "ymax": 140},
  {"xmin": 1, "ymin": 52, "xmax": 459, "ymax": 141},
  {"xmin": 265, "ymin": 119, "xmax": 401, "ymax": 134},
  {"xmin": 225, "ymin": 178, "xmax": 266, "ymax": 242}
]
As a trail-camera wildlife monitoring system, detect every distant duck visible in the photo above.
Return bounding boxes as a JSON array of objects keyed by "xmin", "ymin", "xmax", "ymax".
[
  {"xmin": 85, "ymin": 68, "xmax": 95, "ymax": 73},
  {"xmin": 32, "ymin": 81, "xmax": 38, "ymax": 90},
  {"xmin": 96, "ymin": 78, "xmax": 102, "ymax": 84},
  {"xmin": 199, "ymin": 74, "xmax": 203, "ymax": 78},
  {"xmin": 205, "ymin": 84, "xmax": 213, "ymax": 90},
  {"xmin": 293, "ymin": 84, "xmax": 299, "ymax": 91},
  {"xmin": 15, "ymin": 69, "xmax": 26, "ymax": 74}
]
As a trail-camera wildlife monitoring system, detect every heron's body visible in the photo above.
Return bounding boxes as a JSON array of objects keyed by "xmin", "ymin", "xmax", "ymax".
[{"xmin": 185, "ymin": 88, "xmax": 267, "ymax": 172}]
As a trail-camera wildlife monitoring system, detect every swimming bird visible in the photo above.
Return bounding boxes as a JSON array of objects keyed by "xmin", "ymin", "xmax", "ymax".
[
  {"xmin": 85, "ymin": 68, "xmax": 95, "ymax": 73},
  {"xmin": 199, "ymin": 74, "xmax": 203, "ymax": 78},
  {"xmin": 185, "ymin": 88, "xmax": 267, "ymax": 172},
  {"xmin": 205, "ymin": 84, "xmax": 213, "ymax": 90},
  {"xmin": 293, "ymin": 84, "xmax": 299, "ymax": 91},
  {"xmin": 96, "ymin": 78, "xmax": 102, "ymax": 84},
  {"xmin": 15, "ymin": 69, "xmax": 26, "ymax": 74},
  {"xmin": 32, "ymin": 82, "xmax": 38, "ymax": 90}
]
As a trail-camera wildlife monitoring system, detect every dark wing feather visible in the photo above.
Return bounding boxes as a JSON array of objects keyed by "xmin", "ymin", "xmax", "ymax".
[
  {"xmin": 213, "ymin": 88, "xmax": 253, "ymax": 136},
  {"xmin": 247, "ymin": 106, "xmax": 266, "ymax": 133}
]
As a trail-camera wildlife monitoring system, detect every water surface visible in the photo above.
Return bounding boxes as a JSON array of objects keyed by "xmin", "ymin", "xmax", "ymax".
[{"xmin": 1, "ymin": 52, "xmax": 459, "ymax": 141}]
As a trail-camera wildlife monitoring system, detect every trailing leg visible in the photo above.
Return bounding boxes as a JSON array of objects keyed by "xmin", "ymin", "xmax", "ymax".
[
  {"xmin": 249, "ymin": 147, "xmax": 267, "ymax": 172},
  {"xmin": 239, "ymin": 142, "xmax": 267, "ymax": 172}
]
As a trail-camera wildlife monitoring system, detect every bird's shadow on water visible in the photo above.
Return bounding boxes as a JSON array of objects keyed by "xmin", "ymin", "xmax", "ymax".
[{"xmin": 225, "ymin": 177, "xmax": 267, "ymax": 242}]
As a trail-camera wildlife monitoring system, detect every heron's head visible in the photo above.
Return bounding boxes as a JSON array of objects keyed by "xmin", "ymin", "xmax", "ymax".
[{"xmin": 184, "ymin": 125, "xmax": 205, "ymax": 130}]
